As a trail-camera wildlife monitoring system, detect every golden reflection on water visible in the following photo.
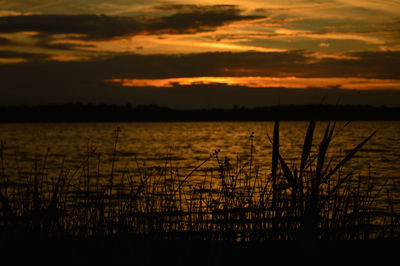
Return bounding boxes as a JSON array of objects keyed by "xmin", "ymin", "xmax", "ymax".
[{"xmin": 0, "ymin": 121, "xmax": 399, "ymax": 189}]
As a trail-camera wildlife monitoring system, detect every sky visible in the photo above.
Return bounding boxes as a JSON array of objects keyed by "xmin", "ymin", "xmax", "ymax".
[{"xmin": 1, "ymin": 0, "xmax": 400, "ymax": 108}]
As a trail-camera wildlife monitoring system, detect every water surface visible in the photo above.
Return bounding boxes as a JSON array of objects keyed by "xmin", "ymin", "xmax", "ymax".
[{"xmin": 1, "ymin": 121, "xmax": 399, "ymax": 191}]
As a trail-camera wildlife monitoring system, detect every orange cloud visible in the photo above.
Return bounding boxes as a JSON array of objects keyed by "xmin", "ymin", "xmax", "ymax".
[{"xmin": 0, "ymin": 57, "xmax": 26, "ymax": 63}]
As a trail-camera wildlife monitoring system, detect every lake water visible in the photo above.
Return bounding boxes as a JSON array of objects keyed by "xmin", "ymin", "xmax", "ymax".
[{"xmin": 1, "ymin": 121, "xmax": 400, "ymax": 195}]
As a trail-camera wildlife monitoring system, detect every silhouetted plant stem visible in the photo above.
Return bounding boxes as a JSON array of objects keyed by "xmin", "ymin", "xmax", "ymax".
[
  {"xmin": 108, "ymin": 126, "xmax": 121, "ymax": 233},
  {"xmin": 271, "ymin": 121, "xmax": 279, "ymax": 238}
]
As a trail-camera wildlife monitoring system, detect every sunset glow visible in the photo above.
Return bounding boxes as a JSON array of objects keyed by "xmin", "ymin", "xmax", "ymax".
[
  {"xmin": 0, "ymin": 0, "xmax": 399, "ymax": 106},
  {"xmin": 107, "ymin": 77, "xmax": 400, "ymax": 90}
]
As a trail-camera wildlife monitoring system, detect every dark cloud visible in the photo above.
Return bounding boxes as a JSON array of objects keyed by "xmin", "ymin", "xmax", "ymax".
[
  {"xmin": 307, "ymin": 51, "xmax": 400, "ymax": 79},
  {"xmin": 36, "ymin": 41, "xmax": 97, "ymax": 51},
  {"xmin": 0, "ymin": 50, "xmax": 399, "ymax": 107},
  {"xmin": 1, "ymin": 50, "xmax": 399, "ymax": 78},
  {"xmin": 0, "ymin": 50, "xmax": 50, "ymax": 61},
  {"xmin": 0, "ymin": 33, "xmax": 96, "ymax": 51},
  {"xmin": 0, "ymin": 5, "xmax": 263, "ymax": 40},
  {"xmin": 77, "ymin": 50, "xmax": 400, "ymax": 80},
  {"xmin": 153, "ymin": 4, "xmax": 236, "ymax": 11},
  {"xmin": 145, "ymin": 5, "xmax": 261, "ymax": 35},
  {"xmin": 90, "ymin": 51, "xmax": 310, "ymax": 79},
  {"xmin": 0, "ymin": 14, "xmax": 142, "ymax": 39}
]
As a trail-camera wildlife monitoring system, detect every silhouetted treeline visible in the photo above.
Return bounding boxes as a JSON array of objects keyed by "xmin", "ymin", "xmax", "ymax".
[{"xmin": 1, "ymin": 103, "xmax": 400, "ymax": 122}]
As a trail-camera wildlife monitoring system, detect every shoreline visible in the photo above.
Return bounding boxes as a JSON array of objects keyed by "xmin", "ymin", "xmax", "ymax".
[{"xmin": 2, "ymin": 104, "xmax": 400, "ymax": 122}]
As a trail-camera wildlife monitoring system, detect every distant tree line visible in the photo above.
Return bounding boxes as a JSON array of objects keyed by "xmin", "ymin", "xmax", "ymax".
[{"xmin": 0, "ymin": 103, "xmax": 400, "ymax": 122}]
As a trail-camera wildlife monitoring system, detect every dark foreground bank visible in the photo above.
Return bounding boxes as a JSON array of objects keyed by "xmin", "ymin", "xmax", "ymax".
[
  {"xmin": 1, "ymin": 104, "xmax": 400, "ymax": 121},
  {"xmin": 1, "ymin": 235, "xmax": 398, "ymax": 265}
]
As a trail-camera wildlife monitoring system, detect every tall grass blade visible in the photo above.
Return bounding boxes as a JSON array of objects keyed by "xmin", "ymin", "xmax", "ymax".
[
  {"xmin": 299, "ymin": 120, "xmax": 315, "ymax": 204},
  {"xmin": 278, "ymin": 154, "xmax": 295, "ymax": 189},
  {"xmin": 272, "ymin": 121, "xmax": 279, "ymax": 182},
  {"xmin": 315, "ymin": 122, "xmax": 335, "ymax": 184},
  {"xmin": 300, "ymin": 120, "xmax": 315, "ymax": 178},
  {"xmin": 271, "ymin": 121, "xmax": 279, "ymax": 237}
]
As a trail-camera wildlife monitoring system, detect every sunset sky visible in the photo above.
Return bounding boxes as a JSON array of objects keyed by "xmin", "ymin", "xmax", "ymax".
[{"xmin": 1, "ymin": 0, "xmax": 400, "ymax": 108}]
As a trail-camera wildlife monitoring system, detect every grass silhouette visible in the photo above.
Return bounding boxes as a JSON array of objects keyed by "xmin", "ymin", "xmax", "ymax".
[{"xmin": 0, "ymin": 121, "xmax": 399, "ymax": 264}]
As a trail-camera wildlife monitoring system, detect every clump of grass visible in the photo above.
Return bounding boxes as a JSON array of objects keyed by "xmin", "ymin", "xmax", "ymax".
[{"xmin": 0, "ymin": 122, "xmax": 398, "ymax": 242}]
